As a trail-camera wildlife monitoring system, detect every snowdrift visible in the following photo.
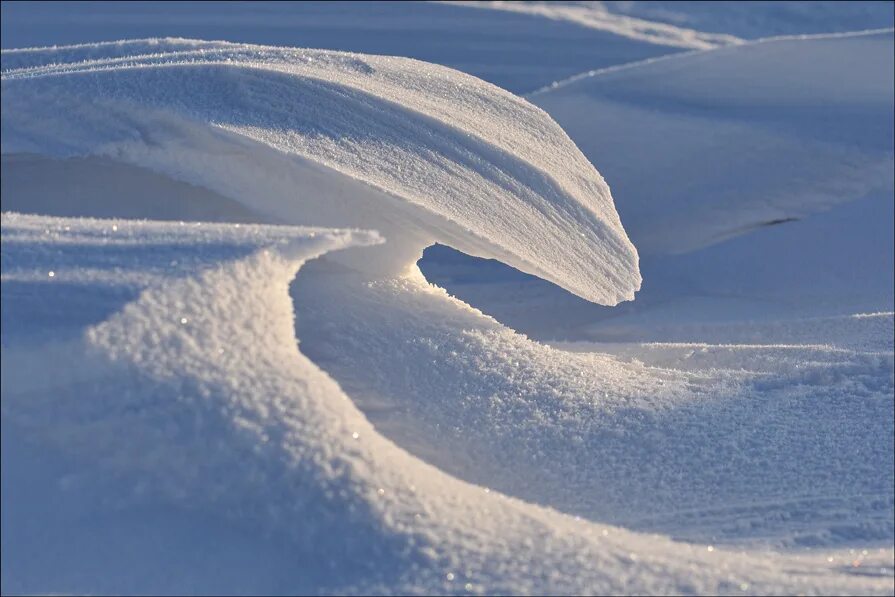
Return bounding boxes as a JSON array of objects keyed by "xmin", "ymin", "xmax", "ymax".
[
  {"xmin": 3, "ymin": 213, "xmax": 892, "ymax": 595},
  {"xmin": 418, "ymin": 30, "xmax": 894, "ymax": 340},
  {"xmin": 531, "ymin": 29, "xmax": 895, "ymax": 255},
  {"xmin": 0, "ymin": 1, "xmax": 684, "ymax": 95},
  {"xmin": 1, "ymin": 38, "xmax": 640, "ymax": 305},
  {"xmin": 2, "ymin": 33, "xmax": 893, "ymax": 596}
]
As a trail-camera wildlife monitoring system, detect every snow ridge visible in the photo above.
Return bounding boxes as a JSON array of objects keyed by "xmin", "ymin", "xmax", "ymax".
[
  {"xmin": 449, "ymin": 1, "xmax": 744, "ymax": 50},
  {"xmin": 1, "ymin": 38, "xmax": 640, "ymax": 305},
  {"xmin": 530, "ymin": 28, "xmax": 895, "ymax": 255},
  {"xmin": 3, "ymin": 212, "xmax": 892, "ymax": 595},
  {"xmin": 1, "ymin": 32, "xmax": 893, "ymax": 597}
]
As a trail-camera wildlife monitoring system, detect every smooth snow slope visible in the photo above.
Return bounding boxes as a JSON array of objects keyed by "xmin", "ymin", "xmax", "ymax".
[
  {"xmin": 294, "ymin": 252, "xmax": 894, "ymax": 548},
  {"xmin": 3, "ymin": 213, "xmax": 892, "ymax": 596},
  {"xmin": 1, "ymin": 39, "xmax": 640, "ymax": 304},
  {"xmin": 3, "ymin": 2, "xmax": 890, "ymax": 94},
  {"xmin": 531, "ymin": 29, "xmax": 895, "ymax": 256}
]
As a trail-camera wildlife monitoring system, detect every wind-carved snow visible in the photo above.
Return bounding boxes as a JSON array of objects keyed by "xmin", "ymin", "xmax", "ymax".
[
  {"xmin": 2, "ymin": 213, "xmax": 892, "ymax": 595},
  {"xmin": 1, "ymin": 37, "xmax": 893, "ymax": 596},
  {"xmin": 1, "ymin": 38, "xmax": 640, "ymax": 305},
  {"xmin": 530, "ymin": 29, "xmax": 895, "ymax": 256},
  {"xmin": 294, "ymin": 260, "xmax": 894, "ymax": 547},
  {"xmin": 417, "ymin": 29, "xmax": 894, "ymax": 343}
]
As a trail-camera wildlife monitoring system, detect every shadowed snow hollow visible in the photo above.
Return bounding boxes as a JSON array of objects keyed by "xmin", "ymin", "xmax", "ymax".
[{"xmin": 1, "ymin": 38, "xmax": 640, "ymax": 305}]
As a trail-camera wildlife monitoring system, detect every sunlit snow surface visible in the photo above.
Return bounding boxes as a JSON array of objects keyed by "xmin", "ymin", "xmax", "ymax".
[
  {"xmin": 2, "ymin": 213, "xmax": 892, "ymax": 596},
  {"xmin": 1, "ymin": 3, "xmax": 894, "ymax": 596},
  {"xmin": 1, "ymin": 38, "xmax": 640, "ymax": 304}
]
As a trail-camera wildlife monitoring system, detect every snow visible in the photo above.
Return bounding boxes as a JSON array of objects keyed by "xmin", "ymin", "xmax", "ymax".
[
  {"xmin": 457, "ymin": 1, "xmax": 895, "ymax": 47},
  {"xmin": 531, "ymin": 29, "xmax": 895, "ymax": 256},
  {"xmin": 3, "ymin": 213, "xmax": 892, "ymax": 595},
  {"xmin": 1, "ymin": 39, "xmax": 640, "ymax": 304},
  {"xmin": 2, "ymin": 2, "xmax": 893, "ymax": 596},
  {"xmin": 0, "ymin": 1, "xmax": 682, "ymax": 94},
  {"xmin": 452, "ymin": 1, "xmax": 745, "ymax": 49},
  {"xmin": 295, "ymin": 258, "xmax": 894, "ymax": 549},
  {"xmin": 601, "ymin": 1, "xmax": 895, "ymax": 40},
  {"xmin": 421, "ymin": 29, "xmax": 894, "ymax": 339}
]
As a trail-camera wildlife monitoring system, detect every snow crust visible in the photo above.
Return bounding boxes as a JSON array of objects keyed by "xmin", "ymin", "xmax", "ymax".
[
  {"xmin": 1, "ymin": 38, "xmax": 640, "ymax": 304},
  {"xmin": 0, "ymin": 1, "xmax": 683, "ymax": 94}
]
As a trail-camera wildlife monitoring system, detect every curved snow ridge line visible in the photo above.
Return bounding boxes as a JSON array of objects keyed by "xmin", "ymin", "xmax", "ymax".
[
  {"xmin": 1, "ymin": 38, "xmax": 628, "ymax": 230},
  {"xmin": 592, "ymin": 340, "xmax": 894, "ymax": 391},
  {"xmin": 528, "ymin": 26, "xmax": 895, "ymax": 96},
  {"xmin": 3, "ymin": 214, "xmax": 891, "ymax": 595},
  {"xmin": 0, "ymin": 38, "xmax": 640, "ymax": 305},
  {"xmin": 752, "ymin": 26, "xmax": 895, "ymax": 44},
  {"xmin": 528, "ymin": 28, "xmax": 894, "ymax": 256},
  {"xmin": 445, "ymin": 1, "xmax": 744, "ymax": 50},
  {"xmin": 40, "ymin": 57, "xmax": 637, "ymax": 287},
  {"xmin": 0, "ymin": 37, "xmax": 237, "ymax": 70}
]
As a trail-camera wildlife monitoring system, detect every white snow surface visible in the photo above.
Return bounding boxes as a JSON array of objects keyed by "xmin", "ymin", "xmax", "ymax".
[
  {"xmin": 1, "ymin": 38, "xmax": 640, "ymax": 305},
  {"xmin": 420, "ymin": 29, "xmax": 894, "ymax": 341},
  {"xmin": 1, "ymin": 5, "xmax": 894, "ymax": 596},
  {"xmin": 2, "ymin": 212, "xmax": 892, "ymax": 596},
  {"xmin": 0, "ymin": 1, "xmax": 685, "ymax": 94},
  {"xmin": 531, "ymin": 29, "xmax": 895, "ymax": 256}
]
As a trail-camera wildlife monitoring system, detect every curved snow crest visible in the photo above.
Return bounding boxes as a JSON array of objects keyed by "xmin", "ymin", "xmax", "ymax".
[
  {"xmin": 0, "ymin": 38, "xmax": 641, "ymax": 305},
  {"xmin": 530, "ymin": 28, "xmax": 895, "ymax": 256},
  {"xmin": 3, "ymin": 213, "xmax": 891, "ymax": 595}
]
